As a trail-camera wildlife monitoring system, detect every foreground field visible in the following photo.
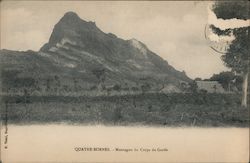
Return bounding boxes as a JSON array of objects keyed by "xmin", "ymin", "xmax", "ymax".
[{"xmin": 1, "ymin": 93, "xmax": 249, "ymax": 127}]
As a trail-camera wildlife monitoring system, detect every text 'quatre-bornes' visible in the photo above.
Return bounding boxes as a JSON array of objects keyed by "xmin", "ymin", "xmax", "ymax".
[{"xmin": 74, "ymin": 147, "xmax": 168, "ymax": 152}]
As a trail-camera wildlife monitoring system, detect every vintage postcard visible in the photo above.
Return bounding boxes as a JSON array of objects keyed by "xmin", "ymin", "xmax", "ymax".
[{"xmin": 0, "ymin": 1, "xmax": 249, "ymax": 162}]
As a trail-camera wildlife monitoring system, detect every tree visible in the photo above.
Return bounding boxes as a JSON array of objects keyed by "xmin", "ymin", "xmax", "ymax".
[
  {"xmin": 92, "ymin": 68, "xmax": 106, "ymax": 91},
  {"xmin": 208, "ymin": 71, "xmax": 235, "ymax": 90},
  {"xmin": 141, "ymin": 83, "xmax": 151, "ymax": 94},
  {"xmin": 113, "ymin": 84, "xmax": 121, "ymax": 91},
  {"xmin": 210, "ymin": 1, "xmax": 249, "ymax": 107},
  {"xmin": 189, "ymin": 81, "xmax": 198, "ymax": 93},
  {"xmin": 206, "ymin": 71, "xmax": 249, "ymax": 92},
  {"xmin": 92, "ymin": 69, "xmax": 106, "ymax": 83}
]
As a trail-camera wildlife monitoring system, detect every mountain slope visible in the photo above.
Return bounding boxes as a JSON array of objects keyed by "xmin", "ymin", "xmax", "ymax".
[{"xmin": 0, "ymin": 12, "xmax": 191, "ymax": 95}]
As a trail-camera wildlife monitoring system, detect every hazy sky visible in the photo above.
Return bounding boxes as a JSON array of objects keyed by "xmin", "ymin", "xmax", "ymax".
[{"xmin": 0, "ymin": 1, "xmax": 230, "ymax": 79}]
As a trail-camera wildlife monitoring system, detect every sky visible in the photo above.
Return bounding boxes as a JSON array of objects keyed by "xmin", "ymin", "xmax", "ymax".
[{"xmin": 0, "ymin": 1, "xmax": 233, "ymax": 79}]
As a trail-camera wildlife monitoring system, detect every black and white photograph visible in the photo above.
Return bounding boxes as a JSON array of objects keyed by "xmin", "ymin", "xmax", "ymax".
[{"xmin": 0, "ymin": 1, "xmax": 249, "ymax": 162}]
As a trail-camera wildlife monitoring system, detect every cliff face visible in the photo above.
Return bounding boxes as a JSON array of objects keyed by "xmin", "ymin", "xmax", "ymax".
[{"xmin": 0, "ymin": 12, "xmax": 191, "ymax": 95}]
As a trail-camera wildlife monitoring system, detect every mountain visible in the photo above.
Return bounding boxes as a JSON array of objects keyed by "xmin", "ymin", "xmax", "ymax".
[{"xmin": 0, "ymin": 11, "xmax": 191, "ymax": 95}]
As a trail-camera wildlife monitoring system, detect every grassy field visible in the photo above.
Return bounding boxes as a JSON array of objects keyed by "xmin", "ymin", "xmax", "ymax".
[{"xmin": 0, "ymin": 93, "xmax": 249, "ymax": 127}]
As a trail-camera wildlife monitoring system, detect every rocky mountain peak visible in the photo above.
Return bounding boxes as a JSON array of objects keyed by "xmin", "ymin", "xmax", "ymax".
[
  {"xmin": 40, "ymin": 12, "xmax": 101, "ymax": 51},
  {"xmin": 37, "ymin": 11, "xmax": 191, "ymax": 85},
  {"xmin": 63, "ymin": 11, "xmax": 79, "ymax": 19},
  {"xmin": 58, "ymin": 11, "xmax": 88, "ymax": 27}
]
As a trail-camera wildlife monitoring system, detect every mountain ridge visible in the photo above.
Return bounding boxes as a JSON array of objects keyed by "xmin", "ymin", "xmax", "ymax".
[{"xmin": 0, "ymin": 11, "xmax": 191, "ymax": 95}]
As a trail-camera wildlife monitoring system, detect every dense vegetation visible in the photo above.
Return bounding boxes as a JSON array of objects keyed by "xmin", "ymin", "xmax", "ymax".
[
  {"xmin": 204, "ymin": 71, "xmax": 243, "ymax": 91},
  {"xmin": 1, "ymin": 93, "xmax": 249, "ymax": 127}
]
